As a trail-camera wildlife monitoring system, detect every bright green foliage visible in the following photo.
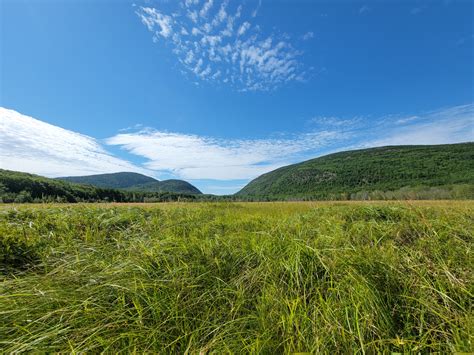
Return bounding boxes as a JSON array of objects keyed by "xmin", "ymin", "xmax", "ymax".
[
  {"xmin": 57, "ymin": 172, "xmax": 202, "ymax": 194},
  {"xmin": 237, "ymin": 143, "xmax": 474, "ymax": 199},
  {"xmin": 0, "ymin": 202, "xmax": 472, "ymax": 353}
]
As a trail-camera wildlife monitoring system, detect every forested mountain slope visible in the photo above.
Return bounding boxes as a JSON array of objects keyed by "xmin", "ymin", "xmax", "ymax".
[
  {"xmin": 0, "ymin": 170, "xmax": 198, "ymax": 202},
  {"xmin": 58, "ymin": 172, "xmax": 156, "ymax": 189},
  {"xmin": 58, "ymin": 172, "xmax": 202, "ymax": 194},
  {"xmin": 237, "ymin": 143, "xmax": 474, "ymax": 199}
]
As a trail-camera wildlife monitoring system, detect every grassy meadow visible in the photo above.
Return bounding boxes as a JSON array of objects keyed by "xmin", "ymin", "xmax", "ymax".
[{"xmin": 0, "ymin": 201, "xmax": 472, "ymax": 353}]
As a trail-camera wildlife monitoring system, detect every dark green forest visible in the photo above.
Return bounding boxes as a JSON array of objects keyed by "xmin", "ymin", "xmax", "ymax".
[
  {"xmin": 57, "ymin": 172, "xmax": 157, "ymax": 189},
  {"xmin": 122, "ymin": 180, "xmax": 202, "ymax": 194},
  {"xmin": 57, "ymin": 172, "xmax": 202, "ymax": 194},
  {"xmin": 0, "ymin": 170, "xmax": 198, "ymax": 203}
]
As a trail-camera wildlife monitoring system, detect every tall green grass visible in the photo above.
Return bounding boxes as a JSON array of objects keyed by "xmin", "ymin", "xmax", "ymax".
[{"xmin": 0, "ymin": 202, "xmax": 472, "ymax": 353}]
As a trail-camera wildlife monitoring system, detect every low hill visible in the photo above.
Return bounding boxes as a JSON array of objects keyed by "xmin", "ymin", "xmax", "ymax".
[
  {"xmin": 57, "ymin": 172, "xmax": 202, "ymax": 194},
  {"xmin": 123, "ymin": 180, "xmax": 202, "ymax": 194},
  {"xmin": 0, "ymin": 169, "xmax": 127, "ymax": 203},
  {"xmin": 0, "ymin": 170, "xmax": 198, "ymax": 203},
  {"xmin": 58, "ymin": 172, "xmax": 156, "ymax": 189},
  {"xmin": 236, "ymin": 143, "xmax": 474, "ymax": 200}
]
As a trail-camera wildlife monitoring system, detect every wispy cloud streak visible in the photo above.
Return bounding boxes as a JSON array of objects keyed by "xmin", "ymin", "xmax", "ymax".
[
  {"xmin": 0, "ymin": 107, "xmax": 149, "ymax": 177},
  {"xmin": 106, "ymin": 130, "xmax": 344, "ymax": 180},
  {"xmin": 364, "ymin": 104, "xmax": 474, "ymax": 147}
]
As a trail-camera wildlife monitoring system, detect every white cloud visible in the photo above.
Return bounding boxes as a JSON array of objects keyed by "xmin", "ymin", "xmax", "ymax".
[
  {"xmin": 311, "ymin": 105, "xmax": 474, "ymax": 148},
  {"xmin": 366, "ymin": 104, "xmax": 474, "ymax": 147},
  {"xmin": 185, "ymin": 0, "xmax": 200, "ymax": 8},
  {"xmin": 184, "ymin": 50, "xmax": 194, "ymax": 64},
  {"xmin": 214, "ymin": 2, "xmax": 227, "ymax": 24},
  {"xmin": 199, "ymin": 0, "xmax": 213, "ymax": 18},
  {"xmin": 136, "ymin": 1, "xmax": 307, "ymax": 91},
  {"xmin": 136, "ymin": 7, "xmax": 174, "ymax": 38},
  {"xmin": 187, "ymin": 10, "xmax": 199, "ymax": 23},
  {"xmin": 0, "ymin": 107, "xmax": 149, "ymax": 178},
  {"xmin": 106, "ymin": 130, "xmax": 344, "ymax": 180},
  {"xmin": 310, "ymin": 115, "xmax": 363, "ymax": 127},
  {"xmin": 251, "ymin": 0, "xmax": 261, "ymax": 18},
  {"xmin": 237, "ymin": 21, "xmax": 251, "ymax": 36},
  {"xmin": 395, "ymin": 115, "xmax": 419, "ymax": 125},
  {"xmin": 302, "ymin": 31, "xmax": 314, "ymax": 40}
]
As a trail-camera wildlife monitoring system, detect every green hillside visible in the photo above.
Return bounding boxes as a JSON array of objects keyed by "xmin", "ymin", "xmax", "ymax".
[
  {"xmin": 58, "ymin": 172, "xmax": 156, "ymax": 189},
  {"xmin": 237, "ymin": 143, "xmax": 474, "ymax": 200},
  {"xmin": 0, "ymin": 170, "xmax": 198, "ymax": 203},
  {"xmin": 123, "ymin": 180, "xmax": 202, "ymax": 194},
  {"xmin": 57, "ymin": 172, "xmax": 202, "ymax": 194}
]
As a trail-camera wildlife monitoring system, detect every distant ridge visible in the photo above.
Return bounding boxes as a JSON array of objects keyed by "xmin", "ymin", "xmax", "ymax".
[
  {"xmin": 58, "ymin": 172, "xmax": 156, "ymax": 189},
  {"xmin": 57, "ymin": 172, "xmax": 202, "ymax": 194},
  {"xmin": 236, "ymin": 143, "xmax": 474, "ymax": 199},
  {"xmin": 0, "ymin": 169, "xmax": 200, "ymax": 203}
]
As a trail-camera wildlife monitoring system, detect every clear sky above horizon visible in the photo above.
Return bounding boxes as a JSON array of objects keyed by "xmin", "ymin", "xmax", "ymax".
[{"xmin": 1, "ymin": 0, "xmax": 473, "ymax": 194}]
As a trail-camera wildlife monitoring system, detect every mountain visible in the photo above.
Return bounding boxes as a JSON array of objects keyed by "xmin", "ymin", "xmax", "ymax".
[
  {"xmin": 236, "ymin": 143, "xmax": 474, "ymax": 199},
  {"xmin": 57, "ymin": 172, "xmax": 202, "ymax": 194},
  {"xmin": 0, "ymin": 169, "xmax": 128, "ymax": 203},
  {"xmin": 57, "ymin": 172, "xmax": 157, "ymax": 189},
  {"xmin": 122, "ymin": 180, "xmax": 202, "ymax": 195},
  {"xmin": 0, "ymin": 169, "xmax": 199, "ymax": 203}
]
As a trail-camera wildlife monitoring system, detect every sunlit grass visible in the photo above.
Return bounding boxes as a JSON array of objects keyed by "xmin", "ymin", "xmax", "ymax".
[{"xmin": 0, "ymin": 201, "xmax": 472, "ymax": 353}]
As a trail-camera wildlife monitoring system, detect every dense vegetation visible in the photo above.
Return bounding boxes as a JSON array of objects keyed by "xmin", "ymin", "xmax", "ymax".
[
  {"xmin": 58, "ymin": 172, "xmax": 157, "ymax": 188},
  {"xmin": 238, "ymin": 143, "xmax": 474, "ymax": 200},
  {"xmin": 0, "ymin": 170, "xmax": 198, "ymax": 203},
  {"xmin": 122, "ymin": 180, "xmax": 202, "ymax": 195},
  {"xmin": 58, "ymin": 172, "xmax": 202, "ymax": 194},
  {"xmin": 0, "ymin": 202, "xmax": 472, "ymax": 353}
]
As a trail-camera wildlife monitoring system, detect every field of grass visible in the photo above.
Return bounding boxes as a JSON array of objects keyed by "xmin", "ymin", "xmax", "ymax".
[{"xmin": 1, "ymin": 201, "xmax": 472, "ymax": 353}]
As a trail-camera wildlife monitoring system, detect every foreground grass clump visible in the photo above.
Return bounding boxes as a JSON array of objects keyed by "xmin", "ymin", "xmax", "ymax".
[{"xmin": 0, "ymin": 201, "xmax": 472, "ymax": 353}]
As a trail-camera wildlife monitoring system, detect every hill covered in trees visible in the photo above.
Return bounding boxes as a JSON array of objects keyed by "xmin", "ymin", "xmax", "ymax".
[
  {"xmin": 57, "ymin": 172, "xmax": 202, "ymax": 194},
  {"xmin": 0, "ymin": 170, "xmax": 198, "ymax": 203},
  {"xmin": 57, "ymin": 172, "xmax": 156, "ymax": 189},
  {"xmin": 237, "ymin": 143, "xmax": 474, "ymax": 200},
  {"xmin": 121, "ymin": 180, "xmax": 202, "ymax": 194}
]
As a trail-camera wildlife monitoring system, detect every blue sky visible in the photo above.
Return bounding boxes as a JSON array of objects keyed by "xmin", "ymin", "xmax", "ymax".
[{"xmin": 1, "ymin": 0, "xmax": 473, "ymax": 194}]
